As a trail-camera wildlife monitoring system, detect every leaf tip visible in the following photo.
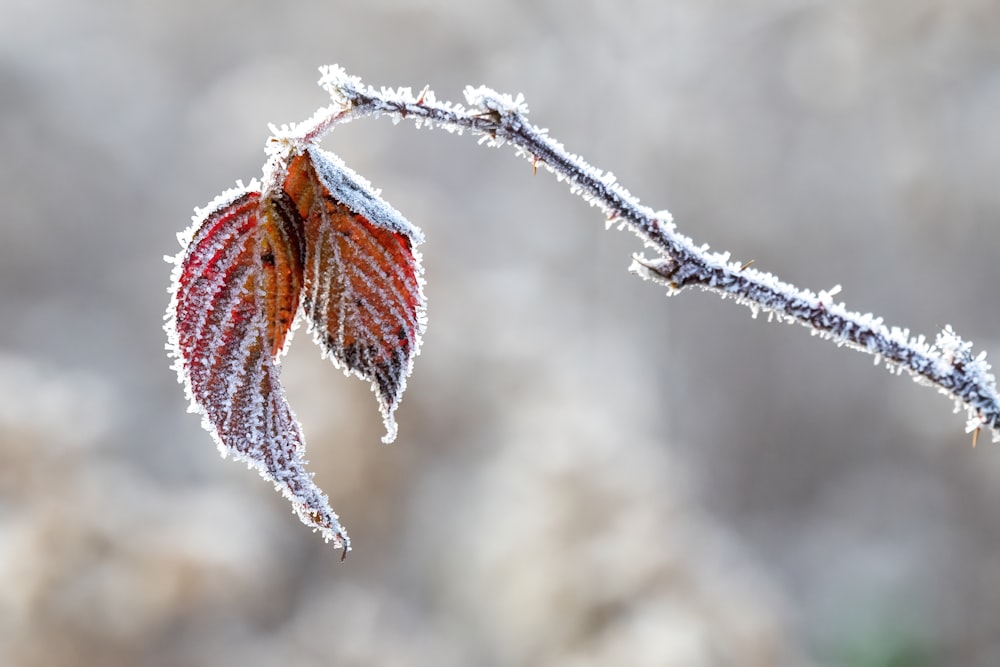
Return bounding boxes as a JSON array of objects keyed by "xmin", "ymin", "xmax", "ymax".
[{"xmin": 380, "ymin": 416, "xmax": 399, "ymax": 444}]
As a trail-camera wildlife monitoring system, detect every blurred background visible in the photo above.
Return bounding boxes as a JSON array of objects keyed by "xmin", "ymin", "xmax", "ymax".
[{"xmin": 2, "ymin": 0, "xmax": 1000, "ymax": 665}]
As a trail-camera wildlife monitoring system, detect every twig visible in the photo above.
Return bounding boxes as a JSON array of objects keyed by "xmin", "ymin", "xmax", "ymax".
[{"xmin": 275, "ymin": 65, "xmax": 1000, "ymax": 442}]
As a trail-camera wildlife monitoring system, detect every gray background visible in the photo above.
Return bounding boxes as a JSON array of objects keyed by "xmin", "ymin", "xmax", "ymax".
[{"xmin": 2, "ymin": 1, "xmax": 1000, "ymax": 665}]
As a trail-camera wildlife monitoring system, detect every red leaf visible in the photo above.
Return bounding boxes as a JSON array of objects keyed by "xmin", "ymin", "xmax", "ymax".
[
  {"xmin": 166, "ymin": 185, "xmax": 349, "ymax": 550},
  {"xmin": 283, "ymin": 147, "xmax": 426, "ymax": 443}
]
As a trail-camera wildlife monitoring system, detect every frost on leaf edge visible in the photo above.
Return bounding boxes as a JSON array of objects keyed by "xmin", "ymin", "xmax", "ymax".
[
  {"xmin": 300, "ymin": 146, "xmax": 429, "ymax": 444},
  {"xmin": 164, "ymin": 181, "xmax": 350, "ymax": 550},
  {"xmin": 163, "ymin": 180, "xmax": 263, "ymax": 410}
]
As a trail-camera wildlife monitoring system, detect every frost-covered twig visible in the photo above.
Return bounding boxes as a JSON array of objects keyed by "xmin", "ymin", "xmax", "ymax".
[{"xmin": 277, "ymin": 65, "xmax": 1000, "ymax": 442}]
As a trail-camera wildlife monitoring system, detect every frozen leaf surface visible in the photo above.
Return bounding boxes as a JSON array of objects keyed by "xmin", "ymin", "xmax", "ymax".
[
  {"xmin": 283, "ymin": 147, "xmax": 426, "ymax": 443},
  {"xmin": 166, "ymin": 185, "xmax": 349, "ymax": 551}
]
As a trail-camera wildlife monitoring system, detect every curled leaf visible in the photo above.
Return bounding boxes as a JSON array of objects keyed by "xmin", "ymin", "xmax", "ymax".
[
  {"xmin": 283, "ymin": 147, "xmax": 426, "ymax": 443},
  {"xmin": 166, "ymin": 185, "xmax": 349, "ymax": 550}
]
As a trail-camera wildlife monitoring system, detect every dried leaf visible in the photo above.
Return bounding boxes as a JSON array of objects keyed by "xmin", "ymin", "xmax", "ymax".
[
  {"xmin": 166, "ymin": 185, "xmax": 349, "ymax": 549},
  {"xmin": 283, "ymin": 147, "xmax": 426, "ymax": 443}
]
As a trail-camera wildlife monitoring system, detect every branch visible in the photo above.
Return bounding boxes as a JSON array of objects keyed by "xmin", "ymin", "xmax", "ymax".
[{"xmin": 273, "ymin": 65, "xmax": 1000, "ymax": 443}]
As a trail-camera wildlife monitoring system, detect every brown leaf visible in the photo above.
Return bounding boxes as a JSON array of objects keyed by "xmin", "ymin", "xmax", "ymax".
[
  {"xmin": 283, "ymin": 148, "xmax": 426, "ymax": 443},
  {"xmin": 166, "ymin": 186, "xmax": 349, "ymax": 549}
]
